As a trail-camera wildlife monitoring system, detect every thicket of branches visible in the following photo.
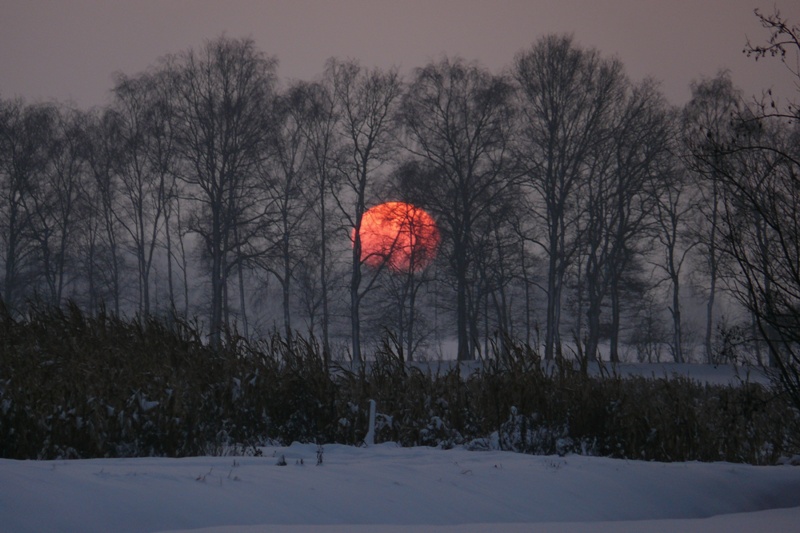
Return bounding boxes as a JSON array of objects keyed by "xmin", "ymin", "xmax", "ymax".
[
  {"xmin": 1, "ymin": 303, "xmax": 796, "ymax": 463},
  {"xmin": 0, "ymin": 8, "xmax": 799, "ymax": 379}
]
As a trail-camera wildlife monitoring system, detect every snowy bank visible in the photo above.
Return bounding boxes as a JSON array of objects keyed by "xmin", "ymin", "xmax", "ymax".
[{"xmin": 3, "ymin": 443, "xmax": 799, "ymax": 532}]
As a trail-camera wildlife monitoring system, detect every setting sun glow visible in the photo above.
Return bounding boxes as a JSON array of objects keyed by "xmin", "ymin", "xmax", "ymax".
[{"xmin": 353, "ymin": 202, "xmax": 440, "ymax": 273}]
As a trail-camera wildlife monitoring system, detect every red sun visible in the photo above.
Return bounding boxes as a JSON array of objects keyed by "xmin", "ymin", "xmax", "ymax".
[{"xmin": 353, "ymin": 202, "xmax": 440, "ymax": 273}]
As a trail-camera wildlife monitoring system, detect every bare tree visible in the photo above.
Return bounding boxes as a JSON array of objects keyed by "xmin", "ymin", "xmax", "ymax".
[
  {"xmin": 3, "ymin": 103, "xmax": 89, "ymax": 308},
  {"xmin": 449, "ymin": 182, "xmax": 527, "ymax": 359},
  {"xmin": 108, "ymin": 70, "xmax": 178, "ymax": 315},
  {"xmin": 0, "ymin": 99, "xmax": 52, "ymax": 312},
  {"xmin": 603, "ymin": 81, "xmax": 671, "ymax": 362},
  {"xmin": 29, "ymin": 106, "xmax": 88, "ymax": 306},
  {"xmin": 259, "ymin": 83, "xmax": 316, "ymax": 340},
  {"xmin": 168, "ymin": 37, "xmax": 277, "ymax": 345},
  {"xmin": 683, "ymin": 71, "xmax": 742, "ymax": 364},
  {"xmin": 514, "ymin": 35, "xmax": 622, "ymax": 360},
  {"xmin": 650, "ymin": 157, "xmax": 698, "ymax": 363},
  {"xmin": 696, "ymin": 9, "xmax": 800, "ymax": 414},
  {"xmin": 147, "ymin": 69, "xmax": 184, "ymax": 316},
  {"xmin": 388, "ymin": 262, "xmax": 434, "ymax": 362},
  {"xmin": 327, "ymin": 58, "xmax": 402, "ymax": 368},
  {"xmin": 362, "ymin": 192, "xmax": 440, "ymax": 361},
  {"xmin": 398, "ymin": 57, "xmax": 516, "ymax": 361},
  {"xmin": 82, "ymin": 109, "xmax": 129, "ymax": 315},
  {"xmin": 715, "ymin": 115, "xmax": 798, "ymax": 366},
  {"xmin": 295, "ymin": 80, "xmax": 340, "ymax": 364}
]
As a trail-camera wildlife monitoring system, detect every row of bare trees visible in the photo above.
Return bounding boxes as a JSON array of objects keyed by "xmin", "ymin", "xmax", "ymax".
[
  {"xmin": 1, "ymin": 12, "xmax": 798, "ymax": 369},
  {"xmin": 691, "ymin": 9, "xmax": 800, "ymax": 402}
]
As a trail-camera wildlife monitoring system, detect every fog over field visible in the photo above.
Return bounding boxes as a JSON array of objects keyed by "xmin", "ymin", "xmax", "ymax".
[{"xmin": 2, "ymin": 4, "xmax": 800, "ymax": 530}]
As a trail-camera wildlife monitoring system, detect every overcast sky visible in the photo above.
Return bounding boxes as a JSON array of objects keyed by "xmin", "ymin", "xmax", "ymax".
[{"xmin": 1, "ymin": 0, "xmax": 798, "ymax": 109}]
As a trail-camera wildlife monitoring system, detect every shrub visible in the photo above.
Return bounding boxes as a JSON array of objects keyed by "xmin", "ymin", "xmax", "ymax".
[{"xmin": 0, "ymin": 302, "xmax": 797, "ymax": 463}]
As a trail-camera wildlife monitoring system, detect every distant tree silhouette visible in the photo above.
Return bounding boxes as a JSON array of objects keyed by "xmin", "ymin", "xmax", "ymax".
[
  {"xmin": 167, "ymin": 37, "xmax": 277, "ymax": 346},
  {"xmin": 514, "ymin": 35, "xmax": 622, "ymax": 360},
  {"xmin": 601, "ymin": 80, "xmax": 672, "ymax": 363},
  {"xmin": 683, "ymin": 71, "xmax": 742, "ymax": 364},
  {"xmin": 398, "ymin": 57, "xmax": 516, "ymax": 361},
  {"xmin": 0, "ymin": 100, "xmax": 53, "ymax": 312},
  {"xmin": 696, "ymin": 9, "xmax": 800, "ymax": 410},
  {"xmin": 326, "ymin": 58, "xmax": 402, "ymax": 368},
  {"xmin": 293, "ymin": 79, "xmax": 340, "ymax": 365},
  {"xmin": 108, "ymin": 70, "xmax": 177, "ymax": 316},
  {"xmin": 259, "ymin": 82, "xmax": 317, "ymax": 341}
]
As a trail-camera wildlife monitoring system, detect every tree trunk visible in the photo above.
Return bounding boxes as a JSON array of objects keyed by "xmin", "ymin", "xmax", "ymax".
[
  {"xmin": 704, "ymin": 180, "xmax": 719, "ymax": 364},
  {"xmin": 671, "ymin": 274, "xmax": 684, "ymax": 363},
  {"xmin": 210, "ymin": 222, "xmax": 224, "ymax": 346},
  {"xmin": 320, "ymin": 179, "xmax": 331, "ymax": 368},
  {"xmin": 456, "ymin": 252, "xmax": 470, "ymax": 361},
  {"xmin": 521, "ymin": 247, "xmax": 532, "ymax": 346},
  {"xmin": 586, "ymin": 297, "xmax": 601, "ymax": 363},
  {"xmin": 283, "ymin": 234, "xmax": 292, "ymax": 342},
  {"xmin": 351, "ymin": 223, "xmax": 363, "ymax": 368},
  {"xmin": 544, "ymin": 236, "xmax": 559, "ymax": 360},
  {"xmin": 407, "ymin": 280, "xmax": 418, "ymax": 362},
  {"xmin": 609, "ymin": 273, "xmax": 621, "ymax": 363},
  {"xmin": 164, "ymin": 210, "xmax": 175, "ymax": 312},
  {"xmin": 238, "ymin": 254, "xmax": 249, "ymax": 338}
]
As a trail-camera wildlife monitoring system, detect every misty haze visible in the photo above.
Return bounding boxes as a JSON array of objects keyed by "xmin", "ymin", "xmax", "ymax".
[{"xmin": 1, "ymin": 2, "xmax": 800, "ymax": 532}]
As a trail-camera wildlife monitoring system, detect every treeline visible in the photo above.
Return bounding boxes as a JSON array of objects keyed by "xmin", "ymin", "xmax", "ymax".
[
  {"xmin": 2, "ymin": 302, "xmax": 795, "ymax": 462},
  {"xmin": 1, "ymin": 10, "xmax": 799, "ymax": 373}
]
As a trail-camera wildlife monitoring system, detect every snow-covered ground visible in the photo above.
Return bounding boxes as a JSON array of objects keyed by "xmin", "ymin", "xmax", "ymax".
[{"xmin": 3, "ymin": 442, "xmax": 799, "ymax": 532}]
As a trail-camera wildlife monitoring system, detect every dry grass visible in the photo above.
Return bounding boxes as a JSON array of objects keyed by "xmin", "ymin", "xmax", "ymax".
[{"xmin": 0, "ymin": 302, "xmax": 797, "ymax": 463}]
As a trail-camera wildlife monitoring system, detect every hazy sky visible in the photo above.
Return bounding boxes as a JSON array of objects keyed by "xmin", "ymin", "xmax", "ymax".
[{"xmin": 1, "ymin": 0, "xmax": 798, "ymax": 109}]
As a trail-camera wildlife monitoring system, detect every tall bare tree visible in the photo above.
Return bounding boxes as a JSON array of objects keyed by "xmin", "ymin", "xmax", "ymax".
[
  {"xmin": 260, "ymin": 83, "xmax": 316, "ymax": 341},
  {"xmin": 295, "ymin": 80, "xmax": 339, "ymax": 364},
  {"xmin": 398, "ymin": 57, "xmax": 516, "ymax": 361},
  {"xmin": 168, "ymin": 37, "xmax": 277, "ymax": 345},
  {"xmin": 82, "ymin": 109, "xmax": 128, "ymax": 315},
  {"xmin": 147, "ymin": 69, "xmax": 184, "ymax": 316},
  {"xmin": 514, "ymin": 35, "xmax": 622, "ymax": 360},
  {"xmin": 650, "ymin": 157, "xmax": 698, "ymax": 364},
  {"xmin": 603, "ymin": 81, "xmax": 671, "ymax": 362},
  {"xmin": 0, "ymin": 99, "xmax": 52, "ymax": 312},
  {"xmin": 327, "ymin": 58, "xmax": 402, "ymax": 367},
  {"xmin": 683, "ymin": 71, "xmax": 742, "ymax": 364},
  {"xmin": 715, "ymin": 116, "xmax": 798, "ymax": 366},
  {"xmin": 109, "ymin": 70, "xmax": 178, "ymax": 315},
  {"xmin": 697, "ymin": 10, "xmax": 800, "ymax": 408},
  {"xmin": 27, "ymin": 106, "xmax": 88, "ymax": 306}
]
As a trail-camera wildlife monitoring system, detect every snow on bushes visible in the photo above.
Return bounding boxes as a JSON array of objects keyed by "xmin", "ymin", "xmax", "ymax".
[{"xmin": 0, "ymin": 302, "xmax": 797, "ymax": 462}]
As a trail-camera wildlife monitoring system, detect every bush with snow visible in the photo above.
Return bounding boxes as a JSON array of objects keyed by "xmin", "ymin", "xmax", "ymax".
[{"xmin": 1, "ymin": 302, "xmax": 797, "ymax": 463}]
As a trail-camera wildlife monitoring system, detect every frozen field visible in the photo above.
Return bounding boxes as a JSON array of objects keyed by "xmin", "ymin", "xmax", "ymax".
[{"xmin": 3, "ymin": 442, "xmax": 799, "ymax": 532}]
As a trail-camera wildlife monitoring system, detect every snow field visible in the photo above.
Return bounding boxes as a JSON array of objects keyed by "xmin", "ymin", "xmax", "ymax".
[{"xmin": 2, "ymin": 442, "xmax": 799, "ymax": 532}]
